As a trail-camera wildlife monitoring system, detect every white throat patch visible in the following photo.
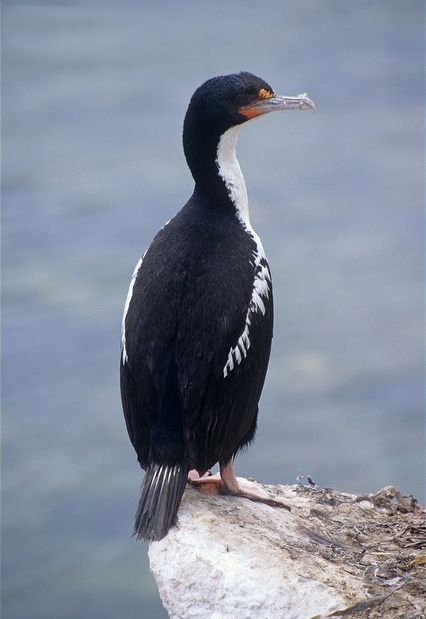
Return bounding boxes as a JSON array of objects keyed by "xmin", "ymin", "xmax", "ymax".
[
  {"xmin": 216, "ymin": 126, "xmax": 272, "ymax": 378},
  {"xmin": 216, "ymin": 126, "xmax": 250, "ymax": 226}
]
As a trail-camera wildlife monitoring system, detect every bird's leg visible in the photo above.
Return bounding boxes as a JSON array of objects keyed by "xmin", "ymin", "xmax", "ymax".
[
  {"xmin": 188, "ymin": 469, "xmax": 222, "ymax": 495},
  {"xmin": 218, "ymin": 461, "xmax": 288, "ymax": 508},
  {"xmin": 218, "ymin": 461, "xmax": 240, "ymax": 493},
  {"xmin": 187, "ymin": 469, "xmax": 213, "ymax": 482},
  {"xmin": 189, "ymin": 461, "xmax": 289, "ymax": 509}
]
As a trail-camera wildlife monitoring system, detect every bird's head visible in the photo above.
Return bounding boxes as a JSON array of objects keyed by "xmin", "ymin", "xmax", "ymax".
[
  {"xmin": 184, "ymin": 71, "xmax": 314, "ymax": 136},
  {"xmin": 183, "ymin": 72, "xmax": 314, "ymax": 185}
]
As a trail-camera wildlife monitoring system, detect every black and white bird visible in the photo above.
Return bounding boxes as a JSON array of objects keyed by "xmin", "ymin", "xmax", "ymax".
[{"xmin": 120, "ymin": 72, "xmax": 314, "ymax": 541}]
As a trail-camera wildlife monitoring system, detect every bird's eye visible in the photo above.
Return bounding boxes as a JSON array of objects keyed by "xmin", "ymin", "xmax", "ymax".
[{"xmin": 235, "ymin": 94, "xmax": 252, "ymax": 107}]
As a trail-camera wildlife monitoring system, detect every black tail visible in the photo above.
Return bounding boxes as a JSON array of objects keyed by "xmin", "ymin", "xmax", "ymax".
[{"xmin": 133, "ymin": 462, "xmax": 187, "ymax": 541}]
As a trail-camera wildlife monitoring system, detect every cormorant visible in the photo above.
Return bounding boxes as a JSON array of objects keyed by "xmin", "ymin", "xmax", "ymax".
[{"xmin": 120, "ymin": 72, "xmax": 314, "ymax": 541}]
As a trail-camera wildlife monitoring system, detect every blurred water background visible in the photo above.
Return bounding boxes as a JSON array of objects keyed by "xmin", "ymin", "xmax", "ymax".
[{"xmin": 2, "ymin": 2, "xmax": 424, "ymax": 618}]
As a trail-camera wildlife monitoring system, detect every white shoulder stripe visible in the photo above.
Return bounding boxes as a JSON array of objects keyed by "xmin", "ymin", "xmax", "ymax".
[
  {"xmin": 223, "ymin": 255, "xmax": 271, "ymax": 377},
  {"xmin": 121, "ymin": 254, "xmax": 144, "ymax": 364}
]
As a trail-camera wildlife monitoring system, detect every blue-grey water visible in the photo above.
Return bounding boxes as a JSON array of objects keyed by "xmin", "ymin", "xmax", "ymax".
[{"xmin": 2, "ymin": 2, "xmax": 424, "ymax": 618}]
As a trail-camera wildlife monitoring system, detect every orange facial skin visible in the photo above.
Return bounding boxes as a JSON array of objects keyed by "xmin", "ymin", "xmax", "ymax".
[
  {"xmin": 239, "ymin": 87, "xmax": 274, "ymax": 118},
  {"xmin": 238, "ymin": 106, "xmax": 264, "ymax": 119}
]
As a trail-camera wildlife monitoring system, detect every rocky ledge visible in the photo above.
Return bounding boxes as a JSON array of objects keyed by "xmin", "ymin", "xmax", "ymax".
[{"xmin": 149, "ymin": 478, "xmax": 425, "ymax": 619}]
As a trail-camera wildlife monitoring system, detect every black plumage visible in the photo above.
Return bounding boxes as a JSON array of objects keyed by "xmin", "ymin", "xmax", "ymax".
[{"xmin": 120, "ymin": 72, "xmax": 314, "ymax": 540}]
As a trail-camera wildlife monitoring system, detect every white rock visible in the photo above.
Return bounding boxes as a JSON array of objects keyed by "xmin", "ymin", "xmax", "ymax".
[
  {"xmin": 148, "ymin": 479, "xmax": 425, "ymax": 619},
  {"xmin": 150, "ymin": 481, "xmax": 346, "ymax": 619}
]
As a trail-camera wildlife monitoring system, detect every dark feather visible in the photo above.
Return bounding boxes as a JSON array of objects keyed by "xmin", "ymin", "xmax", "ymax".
[{"xmin": 133, "ymin": 463, "xmax": 187, "ymax": 541}]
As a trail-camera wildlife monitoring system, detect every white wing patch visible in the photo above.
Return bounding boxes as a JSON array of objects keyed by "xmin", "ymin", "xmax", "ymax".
[
  {"xmin": 216, "ymin": 126, "xmax": 272, "ymax": 378},
  {"xmin": 223, "ymin": 253, "xmax": 271, "ymax": 378},
  {"xmin": 121, "ymin": 254, "xmax": 144, "ymax": 364},
  {"xmin": 121, "ymin": 220, "xmax": 171, "ymax": 365}
]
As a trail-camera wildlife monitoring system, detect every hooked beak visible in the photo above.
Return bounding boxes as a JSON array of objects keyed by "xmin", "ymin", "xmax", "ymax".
[{"xmin": 240, "ymin": 93, "xmax": 315, "ymax": 119}]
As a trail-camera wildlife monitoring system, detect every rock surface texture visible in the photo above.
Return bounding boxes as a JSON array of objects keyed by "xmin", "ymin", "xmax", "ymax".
[{"xmin": 148, "ymin": 478, "xmax": 425, "ymax": 619}]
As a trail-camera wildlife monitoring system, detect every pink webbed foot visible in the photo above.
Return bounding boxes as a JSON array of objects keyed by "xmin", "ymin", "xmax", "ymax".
[
  {"xmin": 187, "ymin": 469, "xmax": 213, "ymax": 483},
  {"xmin": 188, "ymin": 471, "xmax": 222, "ymax": 495},
  {"xmin": 189, "ymin": 462, "xmax": 290, "ymax": 509}
]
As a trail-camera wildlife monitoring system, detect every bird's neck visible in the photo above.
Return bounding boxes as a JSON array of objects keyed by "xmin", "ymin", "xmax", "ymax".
[
  {"xmin": 215, "ymin": 127, "xmax": 250, "ymax": 227},
  {"xmin": 184, "ymin": 125, "xmax": 251, "ymax": 227}
]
